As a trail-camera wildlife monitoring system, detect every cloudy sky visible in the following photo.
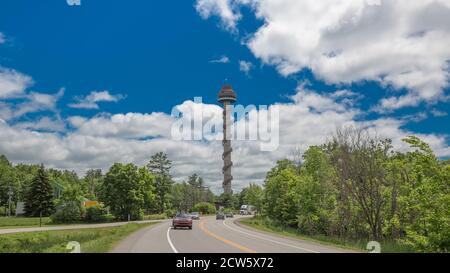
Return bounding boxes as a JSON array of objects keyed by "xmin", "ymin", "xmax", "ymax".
[{"xmin": 0, "ymin": 0, "xmax": 449, "ymax": 193}]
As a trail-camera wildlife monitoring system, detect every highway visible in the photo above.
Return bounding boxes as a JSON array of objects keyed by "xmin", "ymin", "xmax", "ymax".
[{"xmin": 112, "ymin": 216, "xmax": 357, "ymax": 253}]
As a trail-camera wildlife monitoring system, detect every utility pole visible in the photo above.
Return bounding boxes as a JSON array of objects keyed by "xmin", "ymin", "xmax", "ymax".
[{"xmin": 7, "ymin": 186, "xmax": 13, "ymax": 217}]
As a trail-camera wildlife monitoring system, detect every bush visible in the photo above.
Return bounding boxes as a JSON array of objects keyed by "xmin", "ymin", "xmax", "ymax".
[
  {"xmin": 85, "ymin": 205, "xmax": 109, "ymax": 223},
  {"xmin": 51, "ymin": 201, "xmax": 84, "ymax": 223},
  {"xmin": 223, "ymin": 208, "xmax": 233, "ymax": 214},
  {"xmin": 165, "ymin": 209, "xmax": 175, "ymax": 218},
  {"xmin": 193, "ymin": 202, "xmax": 216, "ymax": 215}
]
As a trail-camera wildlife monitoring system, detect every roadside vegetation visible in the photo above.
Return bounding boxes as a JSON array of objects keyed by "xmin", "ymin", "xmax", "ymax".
[
  {"xmin": 0, "ymin": 217, "xmax": 52, "ymax": 228},
  {"xmin": 0, "ymin": 222, "xmax": 156, "ymax": 253},
  {"xmin": 1, "ymin": 127, "xmax": 448, "ymax": 253},
  {"xmin": 240, "ymin": 217, "xmax": 413, "ymax": 253},
  {"xmin": 246, "ymin": 128, "xmax": 449, "ymax": 253},
  {"xmin": 0, "ymin": 152, "xmax": 218, "ymax": 229}
]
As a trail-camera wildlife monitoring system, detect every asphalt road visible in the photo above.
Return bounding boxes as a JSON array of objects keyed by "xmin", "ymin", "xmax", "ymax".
[{"xmin": 112, "ymin": 216, "xmax": 356, "ymax": 253}]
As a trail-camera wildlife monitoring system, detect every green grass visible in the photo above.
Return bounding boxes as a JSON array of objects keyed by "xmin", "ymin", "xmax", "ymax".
[
  {"xmin": 0, "ymin": 222, "xmax": 157, "ymax": 253},
  {"xmin": 142, "ymin": 214, "xmax": 167, "ymax": 220},
  {"xmin": 0, "ymin": 217, "xmax": 53, "ymax": 228},
  {"xmin": 239, "ymin": 217, "xmax": 413, "ymax": 253}
]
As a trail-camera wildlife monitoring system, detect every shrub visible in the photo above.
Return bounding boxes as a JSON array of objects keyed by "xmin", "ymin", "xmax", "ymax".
[
  {"xmin": 193, "ymin": 202, "xmax": 216, "ymax": 215},
  {"xmin": 165, "ymin": 209, "xmax": 175, "ymax": 218},
  {"xmin": 223, "ymin": 208, "xmax": 233, "ymax": 214},
  {"xmin": 85, "ymin": 205, "xmax": 109, "ymax": 223},
  {"xmin": 51, "ymin": 201, "xmax": 84, "ymax": 223}
]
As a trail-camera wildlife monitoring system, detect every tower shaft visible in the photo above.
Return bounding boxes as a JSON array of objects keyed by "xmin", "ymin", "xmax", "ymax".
[
  {"xmin": 217, "ymin": 84, "xmax": 237, "ymax": 195},
  {"xmin": 222, "ymin": 101, "xmax": 233, "ymax": 194}
]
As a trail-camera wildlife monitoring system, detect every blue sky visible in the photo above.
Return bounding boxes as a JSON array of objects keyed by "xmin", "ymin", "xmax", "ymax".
[
  {"xmin": 0, "ymin": 1, "xmax": 296, "ymax": 113},
  {"xmin": 0, "ymin": 0, "xmax": 449, "ymax": 191}
]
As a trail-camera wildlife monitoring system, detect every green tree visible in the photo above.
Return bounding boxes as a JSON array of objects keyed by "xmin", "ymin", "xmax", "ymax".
[
  {"xmin": 218, "ymin": 193, "xmax": 239, "ymax": 210},
  {"xmin": 147, "ymin": 152, "xmax": 173, "ymax": 213},
  {"xmin": 0, "ymin": 155, "xmax": 18, "ymax": 215},
  {"xmin": 300, "ymin": 146, "xmax": 338, "ymax": 235},
  {"xmin": 242, "ymin": 183, "xmax": 264, "ymax": 214},
  {"xmin": 24, "ymin": 165, "xmax": 55, "ymax": 217},
  {"xmin": 263, "ymin": 160, "xmax": 299, "ymax": 226},
  {"xmin": 328, "ymin": 128, "xmax": 391, "ymax": 240},
  {"xmin": 51, "ymin": 184, "xmax": 85, "ymax": 223},
  {"xmin": 101, "ymin": 163, "xmax": 154, "ymax": 220},
  {"xmin": 395, "ymin": 136, "xmax": 450, "ymax": 252},
  {"xmin": 13, "ymin": 163, "xmax": 39, "ymax": 202},
  {"xmin": 82, "ymin": 169, "xmax": 103, "ymax": 199},
  {"xmin": 187, "ymin": 173, "xmax": 203, "ymax": 206},
  {"xmin": 138, "ymin": 167, "xmax": 157, "ymax": 214},
  {"xmin": 193, "ymin": 202, "xmax": 216, "ymax": 215}
]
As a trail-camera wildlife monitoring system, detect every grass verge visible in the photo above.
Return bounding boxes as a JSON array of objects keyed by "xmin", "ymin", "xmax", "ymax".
[
  {"xmin": 239, "ymin": 217, "xmax": 413, "ymax": 253},
  {"xmin": 0, "ymin": 222, "xmax": 157, "ymax": 253},
  {"xmin": 143, "ymin": 214, "xmax": 167, "ymax": 220},
  {"xmin": 0, "ymin": 217, "xmax": 53, "ymax": 228}
]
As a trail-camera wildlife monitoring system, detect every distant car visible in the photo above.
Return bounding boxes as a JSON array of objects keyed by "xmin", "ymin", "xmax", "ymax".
[
  {"xmin": 216, "ymin": 212, "xmax": 225, "ymax": 220},
  {"xmin": 190, "ymin": 212, "xmax": 200, "ymax": 220},
  {"xmin": 172, "ymin": 213, "xmax": 193, "ymax": 229},
  {"xmin": 225, "ymin": 211, "xmax": 234, "ymax": 218}
]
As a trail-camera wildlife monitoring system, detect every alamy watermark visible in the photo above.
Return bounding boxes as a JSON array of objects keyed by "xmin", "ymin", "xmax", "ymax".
[
  {"xmin": 170, "ymin": 97, "xmax": 280, "ymax": 151},
  {"xmin": 366, "ymin": 241, "xmax": 381, "ymax": 253},
  {"xmin": 66, "ymin": 241, "xmax": 81, "ymax": 253}
]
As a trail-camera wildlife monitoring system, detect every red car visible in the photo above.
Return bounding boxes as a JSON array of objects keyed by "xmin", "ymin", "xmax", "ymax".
[{"xmin": 172, "ymin": 213, "xmax": 193, "ymax": 229}]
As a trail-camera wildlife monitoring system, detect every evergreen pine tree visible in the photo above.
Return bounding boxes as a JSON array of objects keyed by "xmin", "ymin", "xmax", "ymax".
[{"xmin": 24, "ymin": 165, "xmax": 55, "ymax": 216}]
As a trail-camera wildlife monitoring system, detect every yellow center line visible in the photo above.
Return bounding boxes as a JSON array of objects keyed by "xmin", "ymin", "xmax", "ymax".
[{"xmin": 199, "ymin": 220, "xmax": 257, "ymax": 253}]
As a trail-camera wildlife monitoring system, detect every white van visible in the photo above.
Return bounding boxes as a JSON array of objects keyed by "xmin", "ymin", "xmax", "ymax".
[{"xmin": 240, "ymin": 205, "xmax": 255, "ymax": 215}]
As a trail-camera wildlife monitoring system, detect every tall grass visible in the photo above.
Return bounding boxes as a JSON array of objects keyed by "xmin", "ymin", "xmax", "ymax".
[{"xmin": 0, "ymin": 222, "xmax": 156, "ymax": 253}]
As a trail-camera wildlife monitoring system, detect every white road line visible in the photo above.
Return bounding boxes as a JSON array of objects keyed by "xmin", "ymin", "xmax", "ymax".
[
  {"xmin": 223, "ymin": 219, "xmax": 320, "ymax": 253},
  {"xmin": 166, "ymin": 226, "xmax": 179, "ymax": 253}
]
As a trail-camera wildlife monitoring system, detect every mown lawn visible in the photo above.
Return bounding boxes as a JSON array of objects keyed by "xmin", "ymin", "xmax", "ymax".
[
  {"xmin": 239, "ymin": 217, "xmax": 414, "ymax": 253},
  {"xmin": 0, "ymin": 217, "xmax": 53, "ymax": 228},
  {"xmin": 0, "ymin": 222, "xmax": 156, "ymax": 253},
  {"xmin": 0, "ymin": 214, "xmax": 166, "ymax": 229}
]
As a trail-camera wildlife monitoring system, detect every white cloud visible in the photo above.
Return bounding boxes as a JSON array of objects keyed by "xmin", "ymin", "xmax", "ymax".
[
  {"xmin": 196, "ymin": 0, "xmax": 242, "ymax": 31},
  {"xmin": 196, "ymin": 0, "xmax": 450, "ymax": 111},
  {"xmin": 0, "ymin": 102, "xmax": 14, "ymax": 121},
  {"xmin": 239, "ymin": 60, "xmax": 253, "ymax": 75},
  {"xmin": 0, "ymin": 88, "xmax": 65, "ymax": 121},
  {"xmin": 431, "ymin": 109, "xmax": 447, "ymax": 117},
  {"xmin": 0, "ymin": 66, "xmax": 64, "ymax": 120},
  {"xmin": 1, "ymin": 84, "xmax": 448, "ymax": 193},
  {"xmin": 68, "ymin": 112, "xmax": 174, "ymax": 139},
  {"xmin": 13, "ymin": 88, "xmax": 65, "ymax": 118},
  {"xmin": 69, "ymin": 90, "xmax": 125, "ymax": 109},
  {"xmin": 0, "ymin": 67, "xmax": 33, "ymax": 99},
  {"xmin": 210, "ymin": 55, "xmax": 230, "ymax": 63},
  {"xmin": 15, "ymin": 117, "xmax": 66, "ymax": 133}
]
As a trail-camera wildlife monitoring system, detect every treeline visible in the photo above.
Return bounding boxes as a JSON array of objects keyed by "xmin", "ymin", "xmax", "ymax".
[
  {"xmin": 0, "ymin": 152, "xmax": 218, "ymax": 222},
  {"xmin": 259, "ymin": 128, "xmax": 449, "ymax": 252}
]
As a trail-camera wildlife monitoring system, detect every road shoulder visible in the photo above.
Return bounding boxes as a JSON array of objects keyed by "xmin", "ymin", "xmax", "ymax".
[
  {"xmin": 234, "ymin": 217, "xmax": 362, "ymax": 253},
  {"xmin": 111, "ymin": 220, "xmax": 169, "ymax": 253}
]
